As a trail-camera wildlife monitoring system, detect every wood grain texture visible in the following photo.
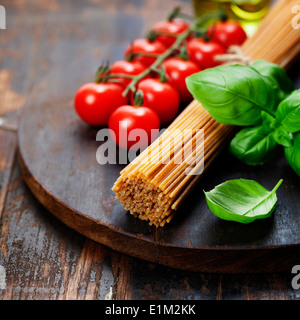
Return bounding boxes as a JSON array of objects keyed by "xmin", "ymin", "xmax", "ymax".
[
  {"xmin": 0, "ymin": 130, "xmax": 17, "ymax": 225},
  {"xmin": 0, "ymin": 162, "xmax": 117, "ymax": 299},
  {"xmin": 1, "ymin": 0, "xmax": 300, "ymax": 300}
]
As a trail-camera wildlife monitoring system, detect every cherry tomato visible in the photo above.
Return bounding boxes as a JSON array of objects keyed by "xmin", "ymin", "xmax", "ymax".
[
  {"xmin": 162, "ymin": 57, "xmax": 201, "ymax": 102},
  {"xmin": 133, "ymin": 78, "xmax": 180, "ymax": 125},
  {"xmin": 74, "ymin": 82, "xmax": 127, "ymax": 126},
  {"xmin": 110, "ymin": 60, "xmax": 146, "ymax": 89},
  {"xmin": 151, "ymin": 19, "xmax": 190, "ymax": 48},
  {"xmin": 187, "ymin": 38, "xmax": 226, "ymax": 69},
  {"xmin": 207, "ymin": 20, "xmax": 247, "ymax": 49},
  {"xmin": 108, "ymin": 105, "xmax": 160, "ymax": 150},
  {"xmin": 124, "ymin": 38, "xmax": 166, "ymax": 67}
]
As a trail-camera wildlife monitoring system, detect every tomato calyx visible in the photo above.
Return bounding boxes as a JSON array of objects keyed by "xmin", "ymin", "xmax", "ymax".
[
  {"xmin": 94, "ymin": 61, "xmax": 111, "ymax": 83},
  {"xmin": 167, "ymin": 6, "xmax": 181, "ymax": 22},
  {"xmin": 133, "ymin": 90, "xmax": 144, "ymax": 107},
  {"xmin": 218, "ymin": 7, "xmax": 228, "ymax": 22},
  {"xmin": 147, "ymin": 30, "xmax": 179, "ymax": 43},
  {"xmin": 167, "ymin": 6, "xmax": 196, "ymax": 23},
  {"xmin": 157, "ymin": 66, "xmax": 169, "ymax": 83},
  {"xmin": 177, "ymin": 45, "xmax": 189, "ymax": 61},
  {"xmin": 94, "ymin": 60, "xmax": 143, "ymax": 96}
]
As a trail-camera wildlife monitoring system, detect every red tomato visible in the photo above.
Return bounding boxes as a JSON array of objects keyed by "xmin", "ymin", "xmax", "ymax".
[
  {"xmin": 162, "ymin": 57, "xmax": 201, "ymax": 102},
  {"xmin": 187, "ymin": 38, "xmax": 226, "ymax": 69},
  {"xmin": 207, "ymin": 21, "xmax": 247, "ymax": 49},
  {"xmin": 74, "ymin": 82, "xmax": 127, "ymax": 126},
  {"xmin": 151, "ymin": 19, "xmax": 190, "ymax": 48},
  {"xmin": 110, "ymin": 60, "xmax": 146, "ymax": 89},
  {"xmin": 124, "ymin": 38, "xmax": 166, "ymax": 67},
  {"xmin": 133, "ymin": 78, "xmax": 180, "ymax": 125},
  {"xmin": 109, "ymin": 105, "xmax": 160, "ymax": 150}
]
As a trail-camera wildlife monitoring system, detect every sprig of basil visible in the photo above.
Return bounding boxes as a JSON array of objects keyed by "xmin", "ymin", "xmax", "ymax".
[
  {"xmin": 186, "ymin": 62, "xmax": 300, "ymax": 177},
  {"xmin": 186, "ymin": 64, "xmax": 276, "ymax": 126},
  {"xmin": 204, "ymin": 179, "xmax": 283, "ymax": 223}
]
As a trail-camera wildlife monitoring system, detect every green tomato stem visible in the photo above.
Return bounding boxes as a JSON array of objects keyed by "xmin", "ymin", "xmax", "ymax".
[
  {"xmin": 132, "ymin": 52, "xmax": 161, "ymax": 58},
  {"xmin": 122, "ymin": 28, "xmax": 192, "ymax": 97},
  {"xmin": 121, "ymin": 10, "xmax": 223, "ymax": 97},
  {"xmin": 176, "ymin": 12, "xmax": 196, "ymax": 21},
  {"xmin": 107, "ymin": 73, "xmax": 135, "ymax": 80},
  {"xmin": 167, "ymin": 6, "xmax": 181, "ymax": 22},
  {"xmin": 147, "ymin": 30, "xmax": 180, "ymax": 42}
]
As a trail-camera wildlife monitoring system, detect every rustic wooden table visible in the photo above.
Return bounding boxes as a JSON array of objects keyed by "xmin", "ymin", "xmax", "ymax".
[{"xmin": 1, "ymin": 0, "xmax": 300, "ymax": 300}]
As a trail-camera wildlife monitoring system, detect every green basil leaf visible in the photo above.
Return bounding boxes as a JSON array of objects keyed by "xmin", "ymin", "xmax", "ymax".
[
  {"xmin": 273, "ymin": 127, "xmax": 293, "ymax": 148},
  {"xmin": 260, "ymin": 111, "xmax": 293, "ymax": 147},
  {"xmin": 251, "ymin": 60, "xmax": 295, "ymax": 106},
  {"xmin": 285, "ymin": 132, "xmax": 300, "ymax": 177},
  {"xmin": 275, "ymin": 90, "xmax": 300, "ymax": 133},
  {"xmin": 186, "ymin": 64, "xmax": 276, "ymax": 126},
  {"xmin": 261, "ymin": 111, "xmax": 278, "ymax": 129},
  {"xmin": 261, "ymin": 110, "xmax": 278, "ymax": 130},
  {"xmin": 204, "ymin": 179, "xmax": 283, "ymax": 223},
  {"xmin": 229, "ymin": 125, "xmax": 277, "ymax": 165}
]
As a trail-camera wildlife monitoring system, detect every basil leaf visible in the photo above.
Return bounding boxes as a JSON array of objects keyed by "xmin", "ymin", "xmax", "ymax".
[
  {"xmin": 273, "ymin": 127, "xmax": 293, "ymax": 148},
  {"xmin": 285, "ymin": 132, "xmax": 300, "ymax": 177},
  {"xmin": 186, "ymin": 64, "xmax": 276, "ymax": 126},
  {"xmin": 229, "ymin": 125, "xmax": 277, "ymax": 165},
  {"xmin": 261, "ymin": 110, "xmax": 278, "ymax": 130},
  {"xmin": 251, "ymin": 60, "xmax": 295, "ymax": 106},
  {"xmin": 275, "ymin": 90, "xmax": 300, "ymax": 133},
  {"xmin": 257, "ymin": 109, "xmax": 294, "ymax": 148},
  {"xmin": 204, "ymin": 179, "xmax": 283, "ymax": 224}
]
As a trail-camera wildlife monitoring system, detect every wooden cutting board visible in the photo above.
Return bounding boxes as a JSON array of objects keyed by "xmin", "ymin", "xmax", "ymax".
[{"xmin": 18, "ymin": 90, "xmax": 300, "ymax": 273}]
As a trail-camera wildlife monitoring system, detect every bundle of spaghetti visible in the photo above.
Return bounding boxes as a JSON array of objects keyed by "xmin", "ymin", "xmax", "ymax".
[
  {"xmin": 112, "ymin": 0, "xmax": 300, "ymax": 227},
  {"xmin": 113, "ymin": 100, "xmax": 233, "ymax": 227}
]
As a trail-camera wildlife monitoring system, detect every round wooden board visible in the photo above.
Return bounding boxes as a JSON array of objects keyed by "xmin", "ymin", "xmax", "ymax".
[{"xmin": 18, "ymin": 98, "xmax": 300, "ymax": 273}]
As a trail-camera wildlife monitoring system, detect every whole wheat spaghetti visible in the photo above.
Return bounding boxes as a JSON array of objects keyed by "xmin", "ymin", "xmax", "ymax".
[{"xmin": 112, "ymin": 0, "xmax": 300, "ymax": 227}]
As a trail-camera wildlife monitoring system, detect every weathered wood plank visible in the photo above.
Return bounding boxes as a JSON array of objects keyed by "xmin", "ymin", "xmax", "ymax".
[
  {"xmin": 0, "ymin": 0, "xmax": 47, "ymax": 225},
  {"xmin": 0, "ymin": 130, "xmax": 17, "ymax": 226},
  {"xmin": 0, "ymin": 161, "xmax": 119, "ymax": 300},
  {"xmin": 116, "ymin": 256, "xmax": 300, "ymax": 300}
]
